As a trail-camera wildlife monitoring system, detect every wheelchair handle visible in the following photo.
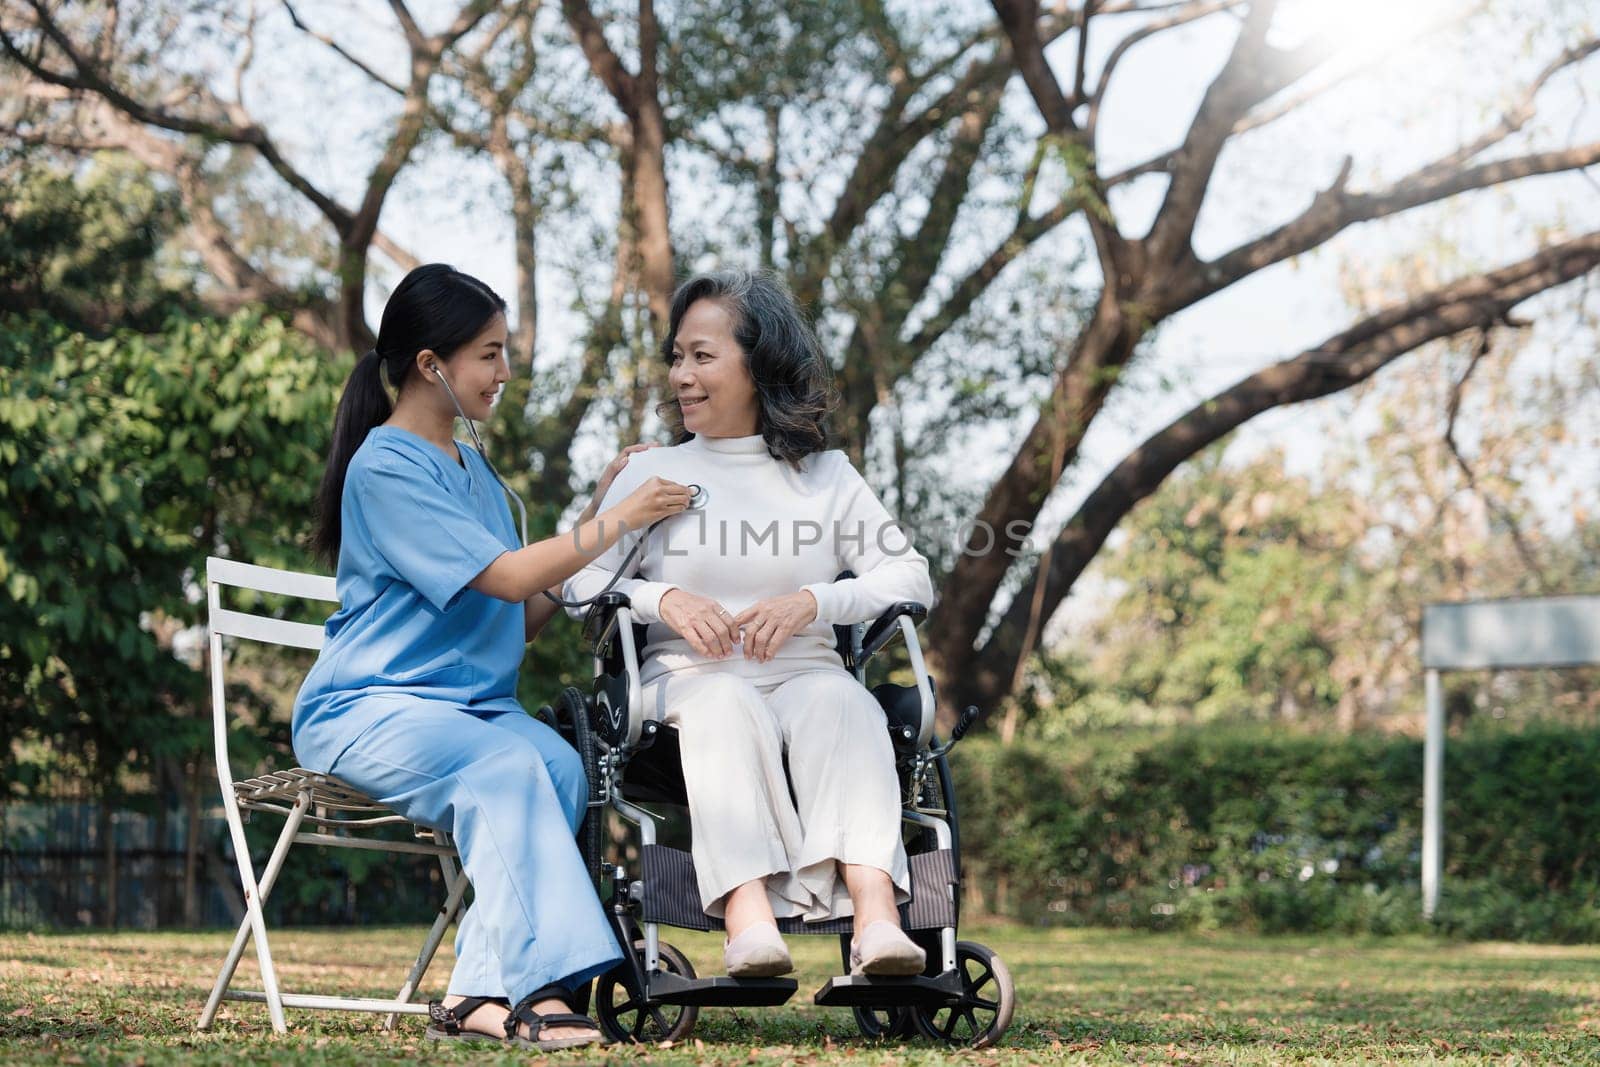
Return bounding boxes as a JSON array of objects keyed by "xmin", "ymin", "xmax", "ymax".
[{"xmin": 951, "ymin": 705, "xmax": 981, "ymax": 742}]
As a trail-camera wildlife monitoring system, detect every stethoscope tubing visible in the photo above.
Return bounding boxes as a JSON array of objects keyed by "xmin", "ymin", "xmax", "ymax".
[{"xmin": 431, "ymin": 368, "xmax": 702, "ymax": 609}]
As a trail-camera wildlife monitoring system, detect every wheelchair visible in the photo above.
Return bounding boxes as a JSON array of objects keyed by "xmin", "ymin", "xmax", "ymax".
[{"xmin": 534, "ymin": 577, "xmax": 1016, "ymax": 1048}]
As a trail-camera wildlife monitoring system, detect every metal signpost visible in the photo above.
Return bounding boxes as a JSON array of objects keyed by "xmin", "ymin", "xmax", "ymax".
[{"xmin": 1419, "ymin": 595, "xmax": 1600, "ymax": 919}]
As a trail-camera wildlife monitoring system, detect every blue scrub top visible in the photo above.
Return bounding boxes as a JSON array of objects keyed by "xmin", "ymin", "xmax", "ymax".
[{"xmin": 292, "ymin": 425, "xmax": 524, "ymax": 771}]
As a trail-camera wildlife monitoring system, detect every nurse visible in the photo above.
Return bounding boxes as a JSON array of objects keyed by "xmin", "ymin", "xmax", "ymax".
[{"xmin": 292, "ymin": 263, "xmax": 692, "ymax": 1051}]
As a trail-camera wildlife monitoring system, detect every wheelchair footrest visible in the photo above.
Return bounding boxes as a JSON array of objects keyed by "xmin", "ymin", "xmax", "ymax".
[
  {"xmin": 811, "ymin": 970, "xmax": 965, "ymax": 1008},
  {"xmin": 646, "ymin": 970, "xmax": 798, "ymax": 1007}
]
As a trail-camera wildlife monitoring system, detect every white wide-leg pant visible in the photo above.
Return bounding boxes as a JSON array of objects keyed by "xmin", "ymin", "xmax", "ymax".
[{"xmin": 640, "ymin": 667, "xmax": 910, "ymax": 922}]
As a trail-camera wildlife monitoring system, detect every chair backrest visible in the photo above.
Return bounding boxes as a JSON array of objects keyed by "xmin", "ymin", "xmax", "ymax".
[
  {"xmin": 206, "ymin": 557, "xmax": 337, "ymax": 651},
  {"xmin": 206, "ymin": 557, "xmax": 338, "ymax": 788}
]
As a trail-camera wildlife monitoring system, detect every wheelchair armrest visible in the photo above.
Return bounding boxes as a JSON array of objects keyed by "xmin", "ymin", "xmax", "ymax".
[
  {"xmin": 584, "ymin": 592, "xmax": 648, "ymax": 751},
  {"xmin": 858, "ymin": 602, "xmax": 936, "ymax": 751},
  {"xmin": 581, "ymin": 591, "xmax": 633, "ymax": 650},
  {"xmin": 860, "ymin": 602, "xmax": 928, "ymax": 660}
]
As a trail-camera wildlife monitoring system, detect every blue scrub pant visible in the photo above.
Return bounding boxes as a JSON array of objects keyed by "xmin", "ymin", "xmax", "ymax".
[{"xmin": 321, "ymin": 697, "xmax": 622, "ymax": 999}]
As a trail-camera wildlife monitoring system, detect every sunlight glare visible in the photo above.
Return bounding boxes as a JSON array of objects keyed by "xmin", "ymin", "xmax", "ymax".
[{"xmin": 1274, "ymin": 0, "xmax": 1469, "ymax": 79}]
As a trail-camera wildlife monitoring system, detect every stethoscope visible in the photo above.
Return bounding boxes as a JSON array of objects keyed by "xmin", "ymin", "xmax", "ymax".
[{"xmin": 428, "ymin": 363, "xmax": 706, "ymax": 609}]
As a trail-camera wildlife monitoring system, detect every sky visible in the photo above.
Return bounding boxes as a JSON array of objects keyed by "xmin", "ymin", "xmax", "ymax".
[{"xmin": 226, "ymin": 0, "xmax": 1600, "ymax": 630}]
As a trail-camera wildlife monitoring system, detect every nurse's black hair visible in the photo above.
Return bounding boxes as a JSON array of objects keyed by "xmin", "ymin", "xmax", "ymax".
[
  {"xmin": 657, "ymin": 268, "xmax": 838, "ymax": 467},
  {"xmin": 313, "ymin": 263, "xmax": 507, "ymax": 565}
]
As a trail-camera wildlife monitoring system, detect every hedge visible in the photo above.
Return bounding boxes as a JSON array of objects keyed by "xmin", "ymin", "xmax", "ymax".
[{"xmin": 951, "ymin": 724, "xmax": 1600, "ymax": 941}]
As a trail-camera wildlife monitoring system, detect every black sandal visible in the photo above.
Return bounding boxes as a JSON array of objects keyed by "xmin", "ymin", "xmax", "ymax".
[
  {"xmin": 504, "ymin": 984, "xmax": 604, "ymax": 1052},
  {"xmin": 424, "ymin": 995, "xmax": 509, "ymax": 1043}
]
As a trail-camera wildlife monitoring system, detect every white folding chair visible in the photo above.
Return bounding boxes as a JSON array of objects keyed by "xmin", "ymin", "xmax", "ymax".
[{"xmin": 196, "ymin": 556, "xmax": 468, "ymax": 1034}]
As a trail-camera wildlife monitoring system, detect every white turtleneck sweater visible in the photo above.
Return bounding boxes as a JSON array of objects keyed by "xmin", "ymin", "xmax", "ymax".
[{"xmin": 563, "ymin": 433, "xmax": 934, "ymax": 685}]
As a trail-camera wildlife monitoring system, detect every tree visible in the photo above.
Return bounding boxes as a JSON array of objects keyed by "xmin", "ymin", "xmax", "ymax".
[
  {"xmin": 7, "ymin": 1, "xmax": 1596, "ymax": 724},
  {"xmin": 1025, "ymin": 315, "xmax": 1600, "ymax": 737},
  {"xmin": 933, "ymin": 1, "xmax": 1600, "ymax": 720},
  {"xmin": 0, "ymin": 154, "xmax": 336, "ymax": 923},
  {"xmin": 0, "ymin": 153, "xmax": 192, "ymax": 330},
  {"xmin": 0, "ymin": 0, "xmax": 499, "ymax": 349}
]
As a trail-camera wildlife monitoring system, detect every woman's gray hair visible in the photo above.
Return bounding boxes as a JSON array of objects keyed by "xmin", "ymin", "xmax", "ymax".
[{"xmin": 658, "ymin": 269, "xmax": 839, "ymax": 466}]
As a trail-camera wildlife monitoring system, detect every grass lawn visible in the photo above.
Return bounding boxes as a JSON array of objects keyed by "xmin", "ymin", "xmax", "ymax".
[{"xmin": 1, "ymin": 923, "xmax": 1596, "ymax": 1064}]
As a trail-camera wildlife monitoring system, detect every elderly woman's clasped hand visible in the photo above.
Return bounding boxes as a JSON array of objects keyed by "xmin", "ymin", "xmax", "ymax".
[
  {"xmin": 660, "ymin": 589, "xmax": 739, "ymax": 657},
  {"xmin": 660, "ymin": 589, "xmax": 818, "ymax": 662},
  {"xmin": 734, "ymin": 592, "xmax": 817, "ymax": 663}
]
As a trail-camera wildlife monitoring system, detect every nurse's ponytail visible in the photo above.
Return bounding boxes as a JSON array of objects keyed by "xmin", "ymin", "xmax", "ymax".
[
  {"xmin": 313, "ymin": 264, "xmax": 508, "ymax": 565},
  {"xmin": 314, "ymin": 347, "xmax": 391, "ymax": 563}
]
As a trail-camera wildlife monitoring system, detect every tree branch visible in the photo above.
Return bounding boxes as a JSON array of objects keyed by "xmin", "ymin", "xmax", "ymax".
[
  {"xmin": 283, "ymin": 0, "xmax": 405, "ymax": 95},
  {"xmin": 1098, "ymin": 6, "xmax": 1489, "ymax": 189},
  {"xmin": 387, "ymin": 0, "xmax": 425, "ymax": 52},
  {"xmin": 792, "ymin": 14, "xmax": 1073, "ymax": 307},
  {"xmin": 961, "ymin": 231, "xmax": 1600, "ymax": 714},
  {"xmin": 1143, "ymin": 0, "xmax": 1293, "ymax": 269},
  {"xmin": 1087, "ymin": 0, "xmax": 1239, "ymax": 141},
  {"xmin": 371, "ymin": 230, "xmax": 422, "ymax": 272},
  {"xmin": 437, "ymin": 0, "xmax": 499, "ymax": 52},
  {"xmin": 3, "ymin": 9, "xmax": 350, "ymax": 234},
  {"xmin": 2, "ymin": 92, "xmax": 342, "ymax": 345},
  {"xmin": 1072, "ymin": 0, "xmax": 1094, "ymax": 106},
  {"xmin": 1415, "ymin": 36, "xmax": 1599, "ymax": 176},
  {"xmin": 834, "ymin": 88, "xmax": 1006, "ymax": 459},
  {"xmin": 906, "ymin": 190, "xmax": 1080, "ymax": 356},
  {"xmin": 560, "ymin": 0, "xmax": 637, "ymax": 115},
  {"xmin": 1443, "ymin": 327, "xmax": 1550, "ymax": 589},
  {"xmin": 2, "ymin": 0, "xmax": 355, "ymax": 232},
  {"xmin": 991, "ymin": 0, "xmax": 1078, "ymax": 129},
  {"xmin": 338, "ymin": 0, "xmax": 497, "ymax": 342},
  {"xmin": 989, "ymin": 0, "xmax": 1134, "ymax": 302},
  {"xmin": 1185, "ymin": 141, "xmax": 1600, "ymax": 312}
]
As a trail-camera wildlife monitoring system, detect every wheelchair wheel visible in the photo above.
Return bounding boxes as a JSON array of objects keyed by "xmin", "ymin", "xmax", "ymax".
[
  {"xmin": 852, "ymin": 1004, "xmax": 915, "ymax": 1040},
  {"xmin": 838, "ymin": 935, "xmax": 917, "ymax": 1039},
  {"xmin": 911, "ymin": 941, "xmax": 1015, "ymax": 1048},
  {"xmin": 594, "ymin": 941, "xmax": 699, "ymax": 1044},
  {"xmin": 541, "ymin": 686, "xmax": 605, "ymax": 884}
]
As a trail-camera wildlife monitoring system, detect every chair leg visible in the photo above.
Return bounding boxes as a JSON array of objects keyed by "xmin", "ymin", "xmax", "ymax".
[
  {"xmin": 383, "ymin": 836, "xmax": 468, "ymax": 1031},
  {"xmin": 197, "ymin": 792, "xmax": 312, "ymax": 1032}
]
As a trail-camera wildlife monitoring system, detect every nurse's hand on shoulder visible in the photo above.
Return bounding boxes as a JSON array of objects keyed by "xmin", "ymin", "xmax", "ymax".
[
  {"xmin": 594, "ymin": 442, "xmax": 659, "ymax": 502},
  {"xmin": 734, "ymin": 591, "xmax": 818, "ymax": 663},
  {"xmin": 660, "ymin": 589, "xmax": 740, "ymax": 658},
  {"xmin": 615, "ymin": 476, "xmax": 692, "ymax": 527}
]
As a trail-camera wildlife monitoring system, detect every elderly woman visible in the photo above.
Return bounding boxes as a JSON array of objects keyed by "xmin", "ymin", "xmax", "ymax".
[{"xmin": 562, "ymin": 269, "xmax": 934, "ymax": 979}]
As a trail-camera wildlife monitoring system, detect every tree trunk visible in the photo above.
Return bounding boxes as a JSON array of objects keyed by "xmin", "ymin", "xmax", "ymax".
[
  {"xmin": 631, "ymin": 0, "xmax": 674, "ymax": 341},
  {"xmin": 153, "ymin": 773, "xmax": 170, "ymax": 925},
  {"xmin": 183, "ymin": 756, "xmax": 203, "ymax": 927},
  {"xmin": 757, "ymin": 104, "xmax": 780, "ymax": 270},
  {"xmin": 99, "ymin": 796, "xmax": 117, "ymax": 928},
  {"xmin": 927, "ymin": 297, "xmax": 1144, "ymax": 722},
  {"xmin": 508, "ymin": 169, "xmax": 539, "ymax": 369}
]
